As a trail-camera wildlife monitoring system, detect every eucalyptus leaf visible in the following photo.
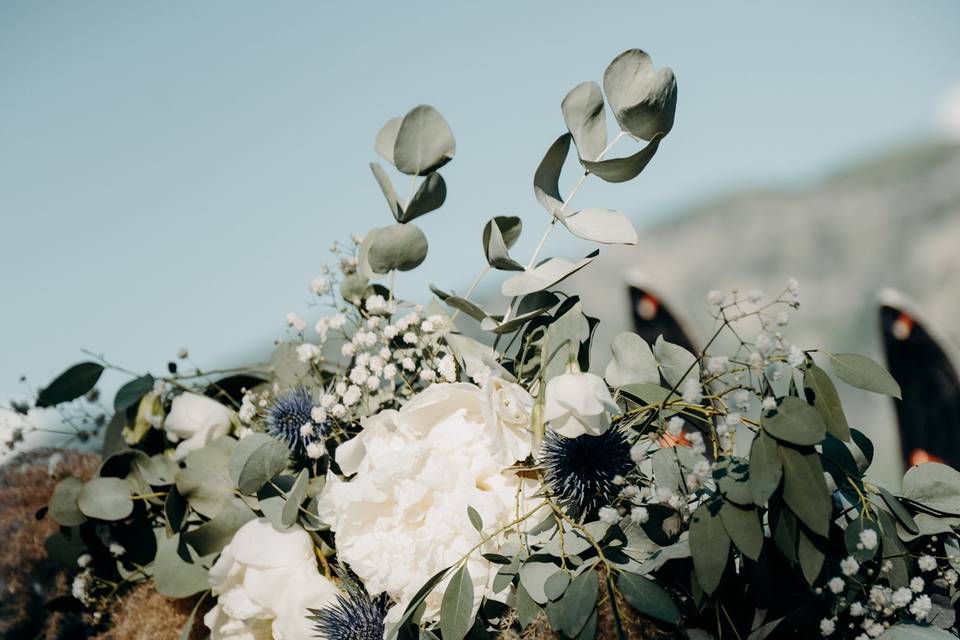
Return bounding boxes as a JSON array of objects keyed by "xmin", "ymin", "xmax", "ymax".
[
  {"xmin": 603, "ymin": 49, "xmax": 677, "ymax": 140},
  {"xmin": 77, "ymin": 477, "xmax": 133, "ymax": 521},
  {"xmin": 114, "ymin": 374, "xmax": 156, "ymax": 412},
  {"xmin": 175, "ymin": 466, "xmax": 235, "ymax": 519},
  {"xmin": 182, "ymin": 498, "xmax": 255, "ymax": 557},
  {"xmin": 439, "ymin": 565, "xmax": 474, "ymax": 640},
  {"xmin": 561, "ymin": 81, "xmax": 607, "ymax": 162},
  {"xmin": 582, "ymin": 135, "xmax": 663, "ymax": 183},
  {"xmin": 36, "ymin": 361, "xmax": 104, "ymax": 408},
  {"xmin": 153, "ymin": 530, "xmax": 209, "ymax": 598},
  {"xmin": 761, "ymin": 396, "xmax": 826, "ymax": 446},
  {"xmin": 403, "ymin": 172, "xmax": 446, "ymax": 222},
  {"xmin": 370, "ymin": 162, "xmax": 405, "ymax": 220},
  {"xmin": 780, "ymin": 446, "xmax": 831, "ymax": 537},
  {"xmin": 367, "ymin": 223, "xmax": 429, "ymax": 273},
  {"xmin": 533, "ymin": 133, "xmax": 572, "ymax": 216},
  {"xmin": 803, "ymin": 364, "xmax": 851, "ymax": 441},
  {"xmin": 617, "ymin": 572, "xmax": 680, "ymax": 626},
  {"xmin": 901, "ymin": 462, "xmax": 960, "ymax": 515},
  {"xmin": 827, "ymin": 352, "xmax": 901, "ymax": 398},
  {"xmin": 749, "ymin": 431, "xmax": 783, "ymax": 506},
  {"xmin": 501, "ymin": 251, "xmax": 598, "ymax": 298},
  {"xmin": 719, "ymin": 501, "xmax": 763, "ymax": 561},
  {"xmin": 544, "ymin": 571, "xmax": 570, "ymax": 601},
  {"xmin": 605, "ymin": 332, "xmax": 660, "ymax": 388},
  {"xmin": 229, "ymin": 433, "xmax": 290, "ymax": 495},
  {"xmin": 653, "ymin": 335, "xmax": 699, "ymax": 388},
  {"xmin": 430, "ymin": 285, "xmax": 488, "ymax": 322},
  {"xmin": 393, "ymin": 105, "xmax": 455, "ymax": 176},
  {"xmin": 558, "ymin": 569, "xmax": 597, "ymax": 637},
  {"xmin": 483, "ymin": 216, "xmax": 524, "ymax": 271},
  {"xmin": 49, "ymin": 476, "xmax": 87, "ymax": 527},
  {"xmin": 282, "ymin": 468, "xmax": 310, "ymax": 527},
  {"xmin": 561, "ymin": 208, "xmax": 638, "ymax": 245},
  {"xmin": 519, "ymin": 560, "xmax": 557, "ymax": 604},
  {"xmin": 798, "ymin": 529, "xmax": 825, "ymax": 585},
  {"xmin": 375, "ymin": 116, "xmax": 402, "ymax": 165},
  {"xmin": 689, "ymin": 503, "xmax": 730, "ymax": 595}
]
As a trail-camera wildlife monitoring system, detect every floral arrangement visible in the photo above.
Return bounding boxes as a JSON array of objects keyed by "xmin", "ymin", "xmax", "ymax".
[{"xmin": 27, "ymin": 48, "xmax": 960, "ymax": 640}]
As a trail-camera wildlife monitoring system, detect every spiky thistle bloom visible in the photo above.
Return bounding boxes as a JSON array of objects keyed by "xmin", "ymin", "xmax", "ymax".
[
  {"xmin": 309, "ymin": 580, "xmax": 387, "ymax": 640},
  {"xmin": 266, "ymin": 387, "xmax": 326, "ymax": 456},
  {"xmin": 541, "ymin": 427, "xmax": 633, "ymax": 520}
]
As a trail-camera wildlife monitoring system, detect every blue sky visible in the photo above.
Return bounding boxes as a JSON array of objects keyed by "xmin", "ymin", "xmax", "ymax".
[{"xmin": 2, "ymin": 1, "xmax": 959, "ymax": 404}]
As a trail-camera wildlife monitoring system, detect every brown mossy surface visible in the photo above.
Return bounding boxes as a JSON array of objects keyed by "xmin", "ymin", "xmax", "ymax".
[
  {"xmin": 0, "ymin": 448, "xmax": 101, "ymax": 639},
  {"xmin": 90, "ymin": 582, "xmax": 208, "ymax": 640}
]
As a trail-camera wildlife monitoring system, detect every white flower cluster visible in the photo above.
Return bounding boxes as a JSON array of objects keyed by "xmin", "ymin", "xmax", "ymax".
[{"xmin": 318, "ymin": 382, "xmax": 540, "ymax": 624}]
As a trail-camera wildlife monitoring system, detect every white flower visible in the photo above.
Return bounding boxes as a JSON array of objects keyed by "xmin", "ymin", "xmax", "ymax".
[
  {"xmin": 858, "ymin": 529, "xmax": 878, "ymax": 551},
  {"xmin": 402, "ymin": 357, "xmax": 416, "ymax": 371},
  {"xmin": 681, "ymin": 378, "xmax": 701, "ymax": 404},
  {"xmin": 828, "ymin": 577, "xmax": 845, "ymax": 593},
  {"xmin": 419, "ymin": 369, "xmax": 437, "ymax": 383},
  {"xmin": 543, "ymin": 371, "xmax": 617, "ymax": 438},
  {"xmin": 77, "ymin": 553, "xmax": 92, "ymax": 568},
  {"xmin": 480, "ymin": 377, "xmax": 534, "ymax": 464},
  {"xmin": 910, "ymin": 576, "xmax": 925, "ymax": 592},
  {"xmin": 787, "ymin": 277, "xmax": 800, "ymax": 296},
  {"xmin": 383, "ymin": 324, "xmax": 398, "ymax": 339},
  {"xmin": 849, "ymin": 602, "xmax": 865, "ymax": 617},
  {"xmin": 819, "ymin": 618, "xmax": 835, "ymax": 636},
  {"xmin": 204, "ymin": 519, "xmax": 339, "ymax": 640},
  {"xmin": 438, "ymin": 354, "xmax": 458, "ymax": 383},
  {"xmin": 909, "ymin": 594, "xmax": 932, "ymax": 621},
  {"xmin": 666, "ymin": 416, "xmax": 684, "ymax": 437},
  {"xmin": 787, "ymin": 345, "xmax": 805, "ymax": 368},
  {"xmin": 318, "ymin": 383, "xmax": 542, "ymax": 624},
  {"xmin": 305, "ymin": 442, "xmax": 323, "ymax": 459},
  {"xmin": 892, "ymin": 587, "xmax": 912, "ymax": 608},
  {"xmin": 365, "ymin": 294, "xmax": 388, "ymax": 312},
  {"xmin": 598, "ymin": 507, "xmax": 620, "ymax": 524},
  {"xmin": 341, "ymin": 386, "xmax": 361, "ymax": 407},
  {"xmin": 328, "ymin": 314, "xmax": 346, "ymax": 330},
  {"xmin": 706, "ymin": 356, "xmax": 729, "ymax": 375},
  {"xmin": 776, "ymin": 311, "xmax": 790, "ymax": 326},
  {"xmin": 383, "ymin": 363, "xmax": 398, "ymax": 379},
  {"xmin": 840, "ymin": 556, "xmax": 860, "ymax": 576},
  {"xmin": 309, "ymin": 276, "xmax": 330, "ymax": 295},
  {"xmin": 286, "ymin": 312, "xmax": 307, "ymax": 333},
  {"xmin": 47, "ymin": 451, "xmax": 64, "ymax": 477},
  {"xmin": 164, "ymin": 393, "xmax": 234, "ymax": 461},
  {"xmin": 239, "ymin": 393, "xmax": 257, "ymax": 423},
  {"xmin": 630, "ymin": 506, "xmax": 649, "ymax": 524},
  {"xmin": 944, "ymin": 569, "xmax": 957, "ymax": 586},
  {"xmin": 310, "ymin": 406, "xmax": 326, "ymax": 423},
  {"xmin": 296, "ymin": 343, "xmax": 321, "ymax": 364},
  {"xmin": 918, "ymin": 554, "xmax": 937, "ymax": 571},
  {"xmin": 341, "ymin": 343, "xmax": 356, "ymax": 358},
  {"xmin": 403, "ymin": 331, "xmax": 418, "ymax": 345},
  {"xmin": 109, "ymin": 542, "xmax": 126, "ymax": 557}
]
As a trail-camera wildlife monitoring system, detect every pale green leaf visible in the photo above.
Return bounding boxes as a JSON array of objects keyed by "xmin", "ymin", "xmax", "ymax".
[
  {"xmin": 603, "ymin": 49, "xmax": 677, "ymax": 140},
  {"xmin": 827, "ymin": 352, "xmax": 901, "ymax": 398},
  {"xmin": 439, "ymin": 565, "xmax": 474, "ymax": 640},
  {"xmin": 561, "ymin": 81, "xmax": 607, "ymax": 162},
  {"xmin": 393, "ymin": 105, "xmax": 455, "ymax": 176},
  {"xmin": 561, "ymin": 208, "xmax": 638, "ymax": 245}
]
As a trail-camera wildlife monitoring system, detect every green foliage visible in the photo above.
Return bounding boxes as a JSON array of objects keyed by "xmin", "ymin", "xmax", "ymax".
[
  {"xmin": 36, "ymin": 361, "xmax": 104, "ymax": 407},
  {"xmin": 826, "ymin": 351, "xmax": 902, "ymax": 398},
  {"xmin": 77, "ymin": 477, "xmax": 133, "ymax": 521},
  {"xmin": 439, "ymin": 565, "xmax": 475, "ymax": 640},
  {"xmin": 229, "ymin": 433, "xmax": 290, "ymax": 495}
]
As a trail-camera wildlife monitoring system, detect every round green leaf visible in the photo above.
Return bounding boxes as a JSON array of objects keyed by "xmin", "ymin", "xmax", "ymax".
[
  {"xmin": 77, "ymin": 477, "xmax": 133, "ymax": 521},
  {"xmin": 561, "ymin": 80, "xmax": 607, "ymax": 162},
  {"xmin": 761, "ymin": 396, "xmax": 826, "ymax": 446},
  {"xmin": 605, "ymin": 332, "xmax": 659, "ymax": 388},
  {"xmin": 49, "ymin": 476, "xmax": 87, "ymax": 526},
  {"xmin": 602, "ymin": 49, "xmax": 677, "ymax": 140},
  {"xmin": 114, "ymin": 374, "xmax": 156, "ymax": 412},
  {"xmin": 901, "ymin": 462, "xmax": 960, "ymax": 515},
  {"xmin": 367, "ymin": 223, "xmax": 428, "ymax": 273},
  {"xmin": 229, "ymin": 433, "xmax": 290, "ymax": 495},
  {"xmin": 393, "ymin": 105, "xmax": 455, "ymax": 176},
  {"xmin": 718, "ymin": 501, "xmax": 763, "ymax": 561}
]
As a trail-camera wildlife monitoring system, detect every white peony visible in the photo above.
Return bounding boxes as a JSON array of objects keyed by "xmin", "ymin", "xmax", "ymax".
[
  {"xmin": 204, "ymin": 519, "xmax": 339, "ymax": 640},
  {"xmin": 543, "ymin": 371, "xmax": 618, "ymax": 438},
  {"xmin": 318, "ymin": 382, "xmax": 541, "ymax": 623},
  {"xmin": 164, "ymin": 392, "xmax": 234, "ymax": 461}
]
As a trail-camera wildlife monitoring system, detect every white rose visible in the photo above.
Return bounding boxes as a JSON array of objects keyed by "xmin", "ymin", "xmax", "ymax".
[
  {"xmin": 480, "ymin": 377, "xmax": 534, "ymax": 463},
  {"xmin": 319, "ymin": 383, "xmax": 542, "ymax": 624},
  {"xmin": 164, "ymin": 392, "xmax": 234, "ymax": 461},
  {"xmin": 204, "ymin": 519, "xmax": 339, "ymax": 640},
  {"xmin": 543, "ymin": 371, "xmax": 618, "ymax": 438}
]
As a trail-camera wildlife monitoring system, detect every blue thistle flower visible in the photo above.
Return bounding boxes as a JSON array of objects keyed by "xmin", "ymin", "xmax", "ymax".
[
  {"xmin": 309, "ymin": 581, "xmax": 387, "ymax": 640},
  {"xmin": 541, "ymin": 427, "xmax": 633, "ymax": 520},
  {"xmin": 266, "ymin": 387, "xmax": 325, "ymax": 455}
]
